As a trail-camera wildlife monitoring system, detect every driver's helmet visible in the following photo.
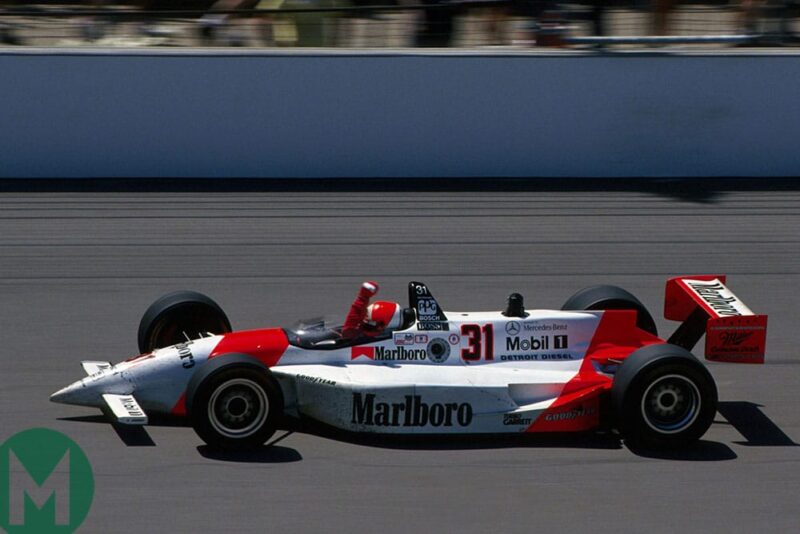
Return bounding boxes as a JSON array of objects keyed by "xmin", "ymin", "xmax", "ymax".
[{"xmin": 364, "ymin": 301, "xmax": 402, "ymax": 334}]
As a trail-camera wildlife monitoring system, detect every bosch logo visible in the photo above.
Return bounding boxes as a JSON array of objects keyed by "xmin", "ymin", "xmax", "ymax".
[{"xmin": 505, "ymin": 321, "xmax": 521, "ymax": 335}]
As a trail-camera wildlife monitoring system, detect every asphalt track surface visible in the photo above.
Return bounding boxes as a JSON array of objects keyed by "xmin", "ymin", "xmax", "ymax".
[{"xmin": 1, "ymin": 180, "xmax": 799, "ymax": 533}]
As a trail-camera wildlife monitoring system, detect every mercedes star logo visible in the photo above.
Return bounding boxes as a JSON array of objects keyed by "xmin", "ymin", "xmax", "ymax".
[{"xmin": 505, "ymin": 321, "xmax": 521, "ymax": 335}]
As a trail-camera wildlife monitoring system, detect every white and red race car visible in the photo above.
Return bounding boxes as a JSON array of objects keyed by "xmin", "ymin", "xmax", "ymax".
[{"xmin": 51, "ymin": 277, "xmax": 767, "ymax": 450}]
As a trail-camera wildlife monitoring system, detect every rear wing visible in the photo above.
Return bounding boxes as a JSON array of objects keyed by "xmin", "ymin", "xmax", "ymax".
[{"xmin": 665, "ymin": 275, "xmax": 767, "ymax": 364}]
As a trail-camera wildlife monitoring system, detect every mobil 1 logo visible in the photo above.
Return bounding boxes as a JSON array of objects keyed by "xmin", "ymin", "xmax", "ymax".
[{"xmin": 506, "ymin": 334, "xmax": 569, "ymax": 351}]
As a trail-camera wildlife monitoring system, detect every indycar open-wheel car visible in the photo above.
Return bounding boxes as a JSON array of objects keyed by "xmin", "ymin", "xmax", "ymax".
[{"xmin": 51, "ymin": 276, "xmax": 766, "ymax": 450}]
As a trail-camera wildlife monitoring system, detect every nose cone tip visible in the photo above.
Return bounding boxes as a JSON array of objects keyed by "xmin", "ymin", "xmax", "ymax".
[
  {"xmin": 50, "ymin": 386, "xmax": 70, "ymax": 404},
  {"xmin": 50, "ymin": 380, "xmax": 88, "ymax": 406}
]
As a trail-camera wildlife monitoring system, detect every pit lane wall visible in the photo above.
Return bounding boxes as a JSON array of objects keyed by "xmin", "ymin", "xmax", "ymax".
[{"xmin": 2, "ymin": 48, "xmax": 800, "ymax": 178}]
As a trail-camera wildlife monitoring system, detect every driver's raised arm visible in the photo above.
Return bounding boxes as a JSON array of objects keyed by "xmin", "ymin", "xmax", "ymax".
[{"xmin": 342, "ymin": 281, "xmax": 379, "ymax": 338}]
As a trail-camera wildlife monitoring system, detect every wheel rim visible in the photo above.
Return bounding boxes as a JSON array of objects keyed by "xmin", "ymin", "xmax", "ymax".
[
  {"xmin": 640, "ymin": 374, "xmax": 701, "ymax": 434},
  {"xmin": 208, "ymin": 378, "xmax": 269, "ymax": 439}
]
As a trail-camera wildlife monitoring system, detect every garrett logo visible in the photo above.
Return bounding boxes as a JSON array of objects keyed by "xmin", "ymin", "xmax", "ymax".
[
  {"xmin": 503, "ymin": 413, "xmax": 532, "ymax": 426},
  {"xmin": 720, "ymin": 331, "xmax": 753, "ymax": 346}
]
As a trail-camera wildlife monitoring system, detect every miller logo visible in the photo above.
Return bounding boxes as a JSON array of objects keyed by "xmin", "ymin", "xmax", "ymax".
[
  {"xmin": 720, "ymin": 331, "xmax": 754, "ymax": 346},
  {"xmin": 505, "ymin": 321, "xmax": 521, "ymax": 335}
]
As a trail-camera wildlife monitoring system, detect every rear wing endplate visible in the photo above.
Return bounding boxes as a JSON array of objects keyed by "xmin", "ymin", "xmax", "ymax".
[{"xmin": 665, "ymin": 275, "xmax": 767, "ymax": 364}]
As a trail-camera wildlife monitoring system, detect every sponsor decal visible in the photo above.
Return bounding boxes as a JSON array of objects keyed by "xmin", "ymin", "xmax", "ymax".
[
  {"xmin": 86, "ymin": 371, "xmax": 105, "ymax": 382},
  {"xmin": 505, "ymin": 335, "xmax": 569, "ymax": 352},
  {"xmin": 505, "ymin": 321, "xmax": 521, "ymax": 335},
  {"xmin": 176, "ymin": 342, "xmax": 195, "ymax": 369},
  {"xmin": 118, "ymin": 396, "xmax": 145, "ymax": 419},
  {"xmin": 503, "ymin": 413, "xmax": 532, "ymax": 426},
  {"xmin": 394, "ymin": 333, "xmax": 415, "ymax": 346},
  {"xmin": 296, "ymin": 374, "xmax": 337, "ymax": 387},
  {"xmin": 708, "ymin": 327, "xmax": 764, "ymax": 356},
  {"xmin": 417, "ymin": 321, "xmax": 449, "ymax": 331},
  {"xmin": 686, "ymin": 280, "xmax": 750, "ymax": 316},
  {"xmin": 1, "ymin": 428, "xmax": 94, "ymax": 532},
  {"xmin": 412, "ymin": 284, "xmax": 449, "ymax": 331},
  {"xmin": 351, "ymin": 393, "xmax": 473, "ymax": 427},
  {"xmin": 448, "ymin": 333, "xmax": 460, "ymax": 345},
  {"xmin": 499, "ymin": 353, "xmax": 574, "ymax": 361},
  {"xmin": 543, "ymin": 405, "xmax": 596, "ymax": 422},
  {"xmin": 417, "ymin": 297, "xmax": 439, "ymax": 317},
  {"xmin": 426, "ymin": 338, "xmax": 450, "ymax": 363},
  {"xmin": 395, "ymin": 333, "xmax": 429, "ymax": 346},
  {"xmin": 351, "ymin": 346, "xmax": 375, "ymax": 360},
  {"xmin": 376, "ymin": 346, "xmax": 427, "ymax": 361},
  {"xmin": 351, "ymin": 345, "xmax": 426, "ymax": 361},
  {"xmin": 521, "ymin": 322, "xmax": 568, "ymax": 332},
  {"xmin": 720, "ymin": 331, "xmax": 753, "ymax": 346}
]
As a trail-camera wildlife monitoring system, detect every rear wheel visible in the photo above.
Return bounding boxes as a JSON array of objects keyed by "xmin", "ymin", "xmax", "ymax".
[
  {"xmin": 612, "ymin": 344, "xmax": 717, "ymax": 448},
  {"xmin": 561, "ymin": 285, "xmax": 658, "ymax": 336},
  {"xmin": 137, "ymin": 291, "xmax": 232, "ymax": 353}
]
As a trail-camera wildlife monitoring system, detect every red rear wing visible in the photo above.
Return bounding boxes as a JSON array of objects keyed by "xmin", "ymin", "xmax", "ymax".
[{"xmin": 665, "ymin": 275, "xmax": 767, "ymax": 364}]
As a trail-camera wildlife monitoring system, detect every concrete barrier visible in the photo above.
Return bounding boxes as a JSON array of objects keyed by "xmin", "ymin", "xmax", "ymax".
[{"xmin": 2, "ymin": 48, "xmax": 799, "ymax": 177}]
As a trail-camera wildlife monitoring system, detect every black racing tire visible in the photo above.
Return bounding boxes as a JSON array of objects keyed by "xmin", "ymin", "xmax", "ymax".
[
  {"xmin": 612, "ymin": 344, "xmax": 717, "ymax": 448},
  {"xmin": 561, "ymin": 285, "xmax": 658, "ymax": 336},
  {"xmin": 187, "ymin": 354, "xmax": 283, "ymax": 451},
  {"xmin": 137, "ymin": 291, "xmax": 232, "ymax": 353}
]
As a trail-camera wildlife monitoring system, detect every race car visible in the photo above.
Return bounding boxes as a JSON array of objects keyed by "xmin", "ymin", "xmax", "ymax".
[{"xmin": 50, "ymin": 277, "xmax": 767, "ymax": 450}]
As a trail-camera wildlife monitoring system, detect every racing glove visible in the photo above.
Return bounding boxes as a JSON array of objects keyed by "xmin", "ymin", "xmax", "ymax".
[{"xmin": 342, "ymin": 281, "xmax": 379, "ymax": 338}]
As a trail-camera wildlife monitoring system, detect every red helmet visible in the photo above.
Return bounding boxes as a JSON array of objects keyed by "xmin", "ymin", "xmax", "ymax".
[{"xmin": 364, "ymin": 301, "xmax": 402, "ymax": 333}]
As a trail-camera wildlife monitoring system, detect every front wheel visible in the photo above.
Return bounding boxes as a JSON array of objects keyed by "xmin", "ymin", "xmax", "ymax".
[
  {"xmin": 137, "ymin": 290, "xmax": 232, "ymax": 353},
  {"xmin": 612, "ymin": 344, "xmax": 717, "ymax": 448},
  {"xmin": 188, "ymin": 363, "xmax": 282, "ymax": 451}
]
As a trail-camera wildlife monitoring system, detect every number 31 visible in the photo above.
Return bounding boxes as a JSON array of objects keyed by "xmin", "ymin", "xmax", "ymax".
[{"xmin": 460, "ymin": 324, "xmax": 494, "ymax": 361}]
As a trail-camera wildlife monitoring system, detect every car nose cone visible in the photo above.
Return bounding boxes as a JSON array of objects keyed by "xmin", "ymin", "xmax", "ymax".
[
  {"xmin": 51, "ymin": 371, "xmax": 132, "ymax": 408},
  {"xmin": 50, "ymin": 379, "xmax": 91, "ymax": 406}
]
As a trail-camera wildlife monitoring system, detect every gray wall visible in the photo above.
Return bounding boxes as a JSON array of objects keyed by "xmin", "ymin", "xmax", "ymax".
[{"xmin": 1, "ymin": 49, "xmax": 799, "ymax": 177}]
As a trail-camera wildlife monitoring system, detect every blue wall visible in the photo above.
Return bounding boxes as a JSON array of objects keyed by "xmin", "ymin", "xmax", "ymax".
[{"xmin": 2, "ymin": 49, "xmax": 799, "ymax": 177}]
